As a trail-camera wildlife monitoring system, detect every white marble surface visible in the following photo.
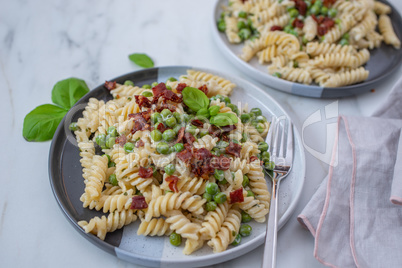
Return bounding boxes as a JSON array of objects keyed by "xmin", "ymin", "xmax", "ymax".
[{"xmin": 1, "ymin": 0, "xmax": 401, "ymax": 267}]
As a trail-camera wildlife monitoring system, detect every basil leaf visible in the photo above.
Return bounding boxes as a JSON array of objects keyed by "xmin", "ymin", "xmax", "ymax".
[
  {"xmin": 51, "ymin": 78, "xmax": 89, "ymax": 109},
  {"xmin": 128, "ymin": 53, "xmax": 154, "ymax": 68},
  {"xmin": 210, "ymin": 113, "xmax": 238, "ymax": 126},
  {"xmin": 182, "ymin": 87, "xmax": 209, "ymax": 112},
  {"xmin": 23, "ymin": 104, "xmax": 68, "ymax": 141}
]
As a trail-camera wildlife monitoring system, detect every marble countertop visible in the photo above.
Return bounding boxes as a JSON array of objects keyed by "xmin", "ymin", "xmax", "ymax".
[{"xmin": 1, "ymin": 0, "xmax": 401, "ymax": 267}]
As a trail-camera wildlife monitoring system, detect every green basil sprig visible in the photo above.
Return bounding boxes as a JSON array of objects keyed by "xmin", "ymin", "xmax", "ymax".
[
  {"xmin": 182, "ymin": 87, "xmax": 209, "ymax": 112},
  {"xmin": 210, "ymin": 112, "xmax": 238, "ymax": 126},
  {"xmin": 128, "ymin": 53, "xmax": 154, "ymax": 68},
  {"xmin": 23, "ymin": 78, "xmax": 89, "ymax": 141}
]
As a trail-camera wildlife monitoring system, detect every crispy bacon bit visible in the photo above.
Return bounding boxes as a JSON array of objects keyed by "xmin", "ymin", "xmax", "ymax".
[
  {"xmin": 165, "ymin": 175, "xmax": 180, "ymax": 192},
  {"xmin": 229, "ymin": 188, "xmax": 244, "ymax": 204},
  {"xmin": 270, "ymin": 25, "xmax": 283, "ymax": 31},
  {"xmin": 313, "ymin": 16, "xmax": 335, "ymax": 36},
  {"xmin": 249, "ymin": 155, "xmax": 259, "ymax": 163},
  {"xmin": 129, "ymin": 110, "xmax": 152, "ymax": 134},
  {"xmin": 156, "ymin": 123, "xmax": 168, "ymax": 133},
  {"xmin": 155, "ymin": 103, "xmax": 176, "ymax": 113},
  {"xmin": 135, "ymin": 95, "xmax": 152, "ymax": 108},
  {"xmin": 295, "ymin": 0, "xmax": 307, "ymax": 16},
  {"xmin": 175, "ymin": 127, "xmax": 185, "ymax": 144},
  {"xmin": 131, "ymin": 196, "xmax": 148, "ymax": 209},
  {"xmin": 292, "ymin": 18, "xmax": 304, "ymax": 29},
  {"xmin": 177, "ymin": 149, "xmax": 193, "ymax": 164},
  {"xmin": 198, "ymin": 85, "xmax": 208, "ymax": 95},
  {"xmin": 128, "ymin": 110, "xmax": 152, "ymax": 122},
  {"xmin": 191, "ymin": 148, "xmax": 215, "ymax": 179},
  {"xmin": 139, "ymin": 166, "xmax": 153, "ymax": 178},
  {"xmin": 152, "ymin": 82, "xmax": 167, "ymax": 98},
  {"xmin": 183, "ymin": 132, "xmax": 196, "ymax": 145},
  {"xmin": 176, "ymin": 83, "xmax": 187, "ymax": 93},
  {"xmin": 194, "ymin": 148, "xmax": 213, "ymax": 161},
  {"xmin": 323, "ymin": 0, "xmax": 336, "ymax": 7},
  {"xmin": 208, "ymin": 125, "xmax": 237, "ymax": 138},
  {"xmin": 225, "ymin": 141, "xmax": 242, "ymax": 158},
  {"xmin": 104, "ymin": 80, "xmax": 116, "ymax": 91},
  {"xmin": 191, "ymin": 119, "xmax": 204, "ymax": 128},
  {"xmin": 311, "ymin": 14, "xmax": 320, "ymax": 23},
  {"xmin": 161, "ymin": 89, "xmax": 182, "ymax": 103},
  {"xmin": 322, "ymin": 17, "xmax": 335, "ymax": 28},
  {"xmin": 210, "ymin": 155, "xmax": 231, "ymax": 170},
  {"xmin": 135, "ymin": 139, "xmax": 144, "ymax": 148},
  {"xmin": 220, "ymin": 125, "xmax": 237, "ymax": 133},
  {"xmin": 115, "ymin": 135, "xmax": 127, "ymax": 147}
]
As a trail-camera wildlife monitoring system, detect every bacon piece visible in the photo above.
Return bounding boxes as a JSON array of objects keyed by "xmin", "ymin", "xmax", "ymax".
[
  {"xmin": 322, "ymin": 17, "xmax": 335, "ymax": 28},
  {"xmin": 183, "ymin": 132, "xmax": 196, "ymax": 145},
  {"xmin": 198, "ymin": 85, "xmax": 208, "ymax": 95},
  {"xmin": 152, "ymin": 82, "xmax": 167, "ymax": 98},
  {"xmin": 129, "ymin": 110, "xmax": 152, "ymax": 133},
  {"xmin": 162, "ymin": 89, "xmax": 182, "ymax": 103},
  {"xmin": 135, "ymin": 95, "xmax": 152, "ymax": 108},
  {"xmin": 191, "ymin": 148, "xmax": 214, "ymax": 179},
  {"xmin": 176, "ymin": 83, "xmax": 187, "ymax": 93},
  {"xmin": 104, "ymin": 81, "xmax": 116, "ymax": 91},
  {"xmin": 249, "ymin": 155, "xmax": 259, "ymax": 163},
  {"xmin": 128, "ymin": 110, "xmax": 152, "ymax": 122},
  {"xmin": 208, "ymin": 125, "xmax": 237, "ymax": 138},
  {"xmin": 115, "ymin": 135, "xmax": 127, "ymax": 147},
  {"xmin": 156, "ymin": 123, "xmax": 169, "ymax": 133},
  {"xmin": 292, "ymin": 18, "xmax": 304, "ymax": 29},
  {"xmin": 165, "ymin": 175, "xmax": 180, "ymax": 192},
  {"xmin": 131, "ymin": 196, "xmax": 148, "ymax": 209},
  {"xmin": 270, "ymin": 25, "xmax": 283, "ymax": 31},
  {"xmin": 323, "ymin": 0, "xmax": 336, "ymax": 7},
  {"xmin": 191, "ymin": 119, "xmax": 204, "ymax": 128},
  {"xmin": 225, "ymin": 141, "xmax": 242, "ymax": 158},
  {"xmin": 317, "ymin": 25, "xmax": 328, "ymax": 36},
  {"xmin": 229, "ymin": 188, "xmax": 244, "ymax": 204},
  {"xmin": 295, "ymin": 0, "xmax": 307, "ymax": 16},
  {"xmin": 135, "ymin": 139, "xmax": 144, "ymax": 148},
  {"xmin": 177, "ymin": 149, "xmax": 193, "ymax": 164},
  {"xmin": 139, "ymin": 166, "xmax": 153, "ymax": 178},
  {"xmin": 175, "ymin": 127, "xmax": 185, "ymax": 144},
  {"xmin": 155, "ymin": 103, "xmax": 177, "ymax": 113},
  {"xmin": 194, "ymin": 148, "xmax": 213, "ymax": 161},
  {"xmin": 210, "ymin": 155, "xmax": 231, "ymax": 170}
]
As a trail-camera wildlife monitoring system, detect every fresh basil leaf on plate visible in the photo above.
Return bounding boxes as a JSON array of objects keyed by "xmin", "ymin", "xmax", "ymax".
[
  {"xmin": 182, "ymin": 87, "xmax": 209, "ymax": 112},
  {"xmin": 210, "ymin": 112, "xmax": 238, "ymax": 126},
  {"xmin": 128, "ymin": 53, "xmax": 154, "ymax": 68},
  {"xmin": 51, "ymin": 78, "xmax": 89, "ymax": 109},
  {"xmin": 23, "ymin": 104, "xmax": 68, "ymax": 142}
]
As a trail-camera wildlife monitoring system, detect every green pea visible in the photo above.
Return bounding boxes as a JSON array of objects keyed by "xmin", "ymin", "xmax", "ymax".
[
  {"xmin": 231, "ymin": 234, "xmax": 242, "ymax": 246},
  {"xmin": 289, "ymin": 29, "xmax": 298, "ymax": 37},
  {"xmin": 241, "ymin": 132, "xmax": 248, "ymax": 143},
  {"xmin": 284, "ymin": 24, "xmax": 293, "ymax": 33},
  {"xmin": 124, "ymin": 80, "xmax": 134, "ymax": 86},
  {"xmin": 238, "ymin": 28, "xmax": 252, "ymax": 40},
  {"xmin": 247, "ymin": 190, "xmax": 255, "ymax": 197},
  {"xmin": 255, "ymin": 115, "xmax": 267, "ymax": 123},
  {"xmin": 273, "ymin": 72, "xmax": 282, "ymax": 78},
  {"xmin": 261, "ymin": 151, "xmax": 270, "ymax": 160},
  {"xmin": 220, "ymin": 178, "xmax": 228, "ymax": 185},
  {"xmin": 69, "ymin": 122, "xmax": 78, "ymax": 131},
  {"xmin": 208, "ymin": 105, "xmax": 220, "ymax": 116},
  {"xmin": 223, "ymin": 96, "xmax": 231, "ymax": 104},
  {"xmin": 214, "ymin": 192, "xmax": 227, "ymax": 204},
  {"xmin": 342, "ymin": 33, "xmax": 349, "ymax": 40},
  {"xmin": 106, "ymin": 136, "xmax": 116, "ymax": 148},
  {"xmin": 320, "ymin": 36, "xmax": 325, "ymax": 42},
  {"xmin": 151, "ymin": 112, "xmax": 162, "ymax": 124},
  {"xmin": 320, "ymin": 6, "xmax": 328, "ymax": 15},
  {"xmin": 151, "ymin": 82, "xmax": 158, "ymax": 87},
  {"xmin": 197, "ymin": 107, "xmax": 210, "ymax": 119},
  {"xmin": 109, "ymin": 174, "xmax": 118, "ymax": 186},
  {"xmin": 174, "ymin": 143, "xmax": 184, "ymax": 152},
  {"xmin": 250, "ymin": 108, "xmax": 262, "ymax": 117},
  {"xmin": 258, "ymin": 142, "xmax": 269, "ymax": 152},
  {"xmin": 237, "ymin": 20, "xmax": 247, "ymax": 30},
  {"xmin": 335, "ymin": 18, "xmax": 342, "ymax": 25},
  {"xmin": 227, "ymin": 103, "xmax": 239, "ymax": 113},
  {"xmin": 183, "ymin": 113, "xmax": 193, "ymax": 123},
  {"xmin": 124, "ymin": 142, "xmax": 134, "ymax": 153},
  {"xmin": 203, "ymin": 192, "xmax": 213, "ymax": 202},
  {"xmin": 186, "ymin": 124, "xmax": 197, "ymax": 136},
  {"xmin": 328, "ymin": 8, "xmax": 337, "ymax": 18},
  {"xmin": 142, "ymin": 84, "xmax": 151, "ymax": 89},
  {"xmin": 162, "ymin": 129, "xmax": 176, "ymax": 142},
  {"xmin": 256, "ymin": 123, "xmax": 265, "ymax": 133},
  {"xmin": 262, "ymin": 157, "xmax": 270, "ymax": 163},
  {"xmin": 164, "ymin": 164, "xmax": 176, "ymax": 175},
  {"xmin": 156, "ymin": 142, "xmax": 170, "ymax": 154},
  {"xmin": 240, "ymin": 175, "xmax": 249, "ymax": 188},
  {"xmin": 339, "ymin": 39, "xmax": 349, "ymax": 46},
  {"xmin": 169, "ymin": 232, "xmax": 182, "ymax": 246},
  {"xmin": 166, "ymin": 85, "xmax": 172, "ymax": 91},
  {"xmin": 241, "ymin": 211, "xmax": 252, "ymax": 223},
  {"xmin": 302, "ymin": 36, "xmax": 309, "ymax": 44},
  {"xmin": 206, "ymin": 201, "xmax": 218, "ymax": 211},
  {"xmin": 216, "ymin": 140, "xmax": 229, "ymax": 148},
  {"xmin": 214, "ymin": 169, "xmax": 225, "ymax": 181},
  {"xmin": 199, "ymin": 130, "xmax": 209, "ymax": 138},
  {"xmin": 95, "ymin": 134, "xmax": 106, "ymax": 148},
  {"xmin": 161, "ymin": 109, "xmax": 172, "ymax": 119},
  {"xmin": 314, "ymin": 0, "xmax": 323, "ymax": 7},
  {"xmin": 173, "ymin": 112, "xmax": 182, "ymax": 123},
  {"xmin": 212, "ymin": 147, "xmax": 222, "ymax": 156},
  {"xmin": 293, "ymin": 60, "xmax": 299, "ymax": 68},
  {"xmin": 206, "ymin": 182, "xmax": 219, "ymax": 195},
  {"xmin": 310, "ymin": 5, "xmax": 320, "ymax": 15},
  {"xmin": 239, "ymin": 224, "xmax": 252, "ymax": 237},
  {"xmin": 173, "ymin": 125, "xmax": 182, "ymax": 134},
  {"xmin": 108, "ymin": 161, "xmax": 116, "ymax": 168},
  {"xmin": 265, "ymin": 161, "xmax": 275, "ymax": 170},
  {"xmin": 167, "ymin": 77, "xmax": 177, "ymax": 82},
  {"xmin": 150, "ymin": 129, "xmax": 162, "ymax": 141},
  {"xmin": 288, "ymin": 8, "xmax": 299, "ymax": 18},
  {"xmin": 238, "ymin": 11, "xmax": 247, "ymax": 18},
  {"xmin": 165, "ymin": 116, "xmax": 177, "ymax": 128},
  {"xmin": 240, "ymin": 113, "xmax": 250, "ymax": 123},
  {"xmin": 141, "ymin": 91, "xmax": 153, "ymax": 97},
  {"xmin": 103, "ymin": 154, "xmax": 111, "ymax": 162},
  {"xmin": 231, "ymin": 139, "xmax": 239, "ymax": 144},
  {"xmin": 107, "ymin": 126, "xmax": 118, "ymax": 137},
  {"xmin": 217, "ymin": 19, "xmax": 226, "ymax": 32}
]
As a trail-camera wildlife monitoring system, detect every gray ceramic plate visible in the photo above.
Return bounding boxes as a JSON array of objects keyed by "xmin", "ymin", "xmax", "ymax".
[
  {"xmin": 49, "ymin": 66, "xmax": 306, "ymax": 268},
  {"xmin": 212, "ymin": 0, "xmax": 402, "ymax": 98}
]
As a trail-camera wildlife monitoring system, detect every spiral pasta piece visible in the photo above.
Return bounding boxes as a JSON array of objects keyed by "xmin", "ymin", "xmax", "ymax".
[
  {"xmin": 379, "ymin": 14, "xmax": 401, "ymax": 49},
  {"xmin": 137, "ymin": 218, "xmax": 172, "ymax": 236},
  {"xmin": 165, "ymin": 210, "xmax": 201, "ymax": 240},
  {"xmin": 84, "ymin": 155, "xmax": 108, "ymax": 201},
  {"xmin": 187, "ymin": 70, "xmax": 236, "ymax": 96},
  {"xmin": 305, "ymin": 42, "xmax": 357, "ymax": 57},
  {"xmin": 373, "ymin": 1, "xmax": 391, "ymax": 15},
  {"xmin": 270, "ymin": 67, "xmax": 312, "ymax": 85},
  {"xmin": 321, "ymin": 67, "xmax": 369, "ymax": 87},
  {"xmin": 193, "ymin": 134, "xmax": 219, "ymax": 151},
  {"xmin": 248, "ymin": 161, "xmax": 270, "ymax": 209},
  {"xmin": 238, "ymin": 194, "xmax": 269, "ymax": 222},
  {"xmin": 200, "ymin": 202, "xmax": 230, "ymax": 240},
  {"xmin": 256, "ymin": 45, "xmax": 278, "ymax": 64},
  {"xmin": 224, "ymin": 16, "xmax": 241, "ymax": 44},
  {"xmin": 110, "ymin": 84, "xmax": 148, "ymax": 98},
  {"xmin": 230, "ymin": 158, "xmax": 251, "ymax": 174}
]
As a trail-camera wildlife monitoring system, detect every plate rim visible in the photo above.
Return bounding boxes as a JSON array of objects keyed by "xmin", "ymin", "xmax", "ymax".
[
  {"xmin": 211, "ymin": 0, "xmax": 402, "ymax": 98},
  {"xmin": 48, "ymin": 65, "xmax": 306, "ymax": 267}
]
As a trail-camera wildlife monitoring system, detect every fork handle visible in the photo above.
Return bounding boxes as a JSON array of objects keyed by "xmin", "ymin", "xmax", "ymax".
[{"xmin": 262, "ymin": 179, "xmax": 280, "ymax": 268}]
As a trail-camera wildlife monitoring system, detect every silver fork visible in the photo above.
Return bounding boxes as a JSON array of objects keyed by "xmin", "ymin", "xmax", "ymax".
[{"xmin": 261, "ymin": 116, "xmax": 294, "ymax": 268}]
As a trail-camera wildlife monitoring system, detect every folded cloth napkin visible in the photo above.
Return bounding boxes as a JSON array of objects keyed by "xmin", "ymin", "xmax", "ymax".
[{"xmin": 298, "ymin": 77, "xmax": 402, "ymax": 268}]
